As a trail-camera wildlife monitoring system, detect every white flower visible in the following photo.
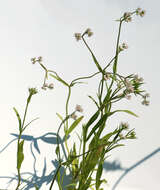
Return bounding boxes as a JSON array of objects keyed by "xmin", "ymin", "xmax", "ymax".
[
  {"xmin": 136, "ymin": 7, "xmax": 142, "ymax": 15},
  {"xmin": 74, "ymin": 33, "xmax": 82, "ymax": 41},
  {"xmin": 120, "ymin": 122, "xmax": 129, "ymax": 130},
  {"xmin": 41, "ymin": 86, "xmax": 47, "ymax": 90},
  {"xmin": 104, "ymin": 73, "xmax": 110, "ymax": 80},
  {"xmin": 75, "ymin": 104, "xmax": 83, "ymax": 113},
  {"xmin": 122, "ymin": 43, "xmax": 128, "ymax": 49},
  {"xmin": 140, "ymin": 10, "xmax": 146, "ymax": 17},
  {"xmin": 48, "ymin": 83, "xmax": 54, "ymax": 89},
  {"xmin": 125, "ymin": 94, "xmax": 131, "ymax": 100},
  {"xmin": 123, "ymin": 12, "xmax": 132, "ymax": 22},
  {"xmin": 144, "ymin": 93, "xmax": 150, "ymax": 98},
  {"xmin": 133, "ymin": 74, "xmax": 143, "ymax": 83},
  {"xmin": 85, "ymin": 28, "xmax": 93, "ymax": 37},
  {"xmin": 125, "ymin": 79, "xmax": 134, "ymax": 93},
  {"xmin": 38, "ymin": 56, "xmax": 42, "ymax": 62},
  {"xmin": 31, "ymin": 57, "xmax": 36, "ymax": 64},
  {"xmin": 71, "ymin": 113, "xmax": 77, "ymax": 120},
  {"xmin": 141, "ymin": 99, "xmax": 150, "ymax": 106}
]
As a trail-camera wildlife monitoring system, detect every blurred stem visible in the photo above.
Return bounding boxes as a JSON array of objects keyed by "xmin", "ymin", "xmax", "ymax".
[{"xmin": 65, "ymin": 86, "xmax": 71, "ymax": 155}]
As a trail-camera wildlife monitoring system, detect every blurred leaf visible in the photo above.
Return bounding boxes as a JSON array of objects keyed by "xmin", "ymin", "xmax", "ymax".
[
  {"xmin": 112, "ymin": 110, "xmax": 138, "ymax": 117},
  {"xmin": 33, "ymin": 140, "xmax": 40, "ymax": 154},
  {"xmin": 56, "ymin": 113, "xmax": 63, "ymax": 121},
  {"xmin": 88, "ymin": 95, "xmax": 99, "ymax": 108},
  {"xmin": 96, "ymin": 162, "xmax": 103, "ymax": 190},
  {"xmin": 57, "ymin": 170, "xmax": 62, "ymax": 190},
  {"xmin": 55, "ymin": 146, "xmax": 60, "ymax": 157},
  {"xmin": 91, "ymin": 53, "xmax": 103, "ymax": 72},
  {"xmin": 50, "ymin": 74, "xmax": 69, "ymax": 87},
  {"xmin": 86, "ymin": 111, "xmax": 100, "ymax": 130},
  {"xmin": 108, "ymin": 144, "xmax": 124, "ymax": 152},
  {"xmin": 13, "ymin": 107, "xmax": 22, "ymax": 132},
  {"xmin": 17, "ymin": 140, "xmax": 24, "ymax": 170},
  {"xmin": 87, "ymin": 113, "xmax": 108, "ymax": 141},
  {"xmin": 66, "ymin": 116, "xmax": 84, "ymax": 136}
]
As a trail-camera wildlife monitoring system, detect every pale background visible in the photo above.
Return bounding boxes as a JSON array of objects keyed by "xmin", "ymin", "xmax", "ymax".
[{"xmin": 0, "ymin": 0, "xmax": 159, "ymax": 189}]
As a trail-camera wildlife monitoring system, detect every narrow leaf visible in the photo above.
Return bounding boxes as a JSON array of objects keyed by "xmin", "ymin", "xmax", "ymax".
[
  {"xmin": 56, "ymin": 113, "xmax": 63, "ymax": 121},
  {"xmin": 86, "ymin": 111, "xmax": 100, "ymax": 130},
  {"xmin": 13, "ymin": 107, "xmax": 22, "ymax": 131},
  {"xmin": 91, "ymin": 53, "xmax": 103, "ymax": 72},
  {"xmin": 96, "ymin": 162, "xmax": 103, "ymax": 190},
  {"xmin": 66, "ymin": 116, "xmax": 84, "ymax": 135},
  {"xmin": 50, "ymin": 74, "xmax": 69, "ymax": 87},
  {"xmin": 87, "ymin": 113, "xmax": 108, "ymax": 141},
  {"xmin": 112, "ymin": 109, "xmax": 138, "ymax": 117},
  {"xmin": 17, "ymin": 140, "xmax": 24, "ymax": 170}
]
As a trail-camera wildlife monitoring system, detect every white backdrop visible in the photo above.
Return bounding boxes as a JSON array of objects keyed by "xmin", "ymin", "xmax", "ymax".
[{"xmin": 0, "ymin": 0, "xmax": 159, "ymax": 189}]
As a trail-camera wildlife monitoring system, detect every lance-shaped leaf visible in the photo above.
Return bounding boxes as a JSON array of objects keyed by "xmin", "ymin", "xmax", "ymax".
[
  {"xmin": 111, "ymin": 109, "xmax": 138, "ymax": 117},
  {"xmin": 86, "ymin": 110, "xmax": 100, "ymax": 130},
  {"xmin": 13, "ymin": 107, "xmax": 22, "ymax": 132},
  {"xmin": 66, "ymin": 116, "xmax": 84, "ymax": 136},
  {"xmin": 96, "ymin": 161, "xmax": 103, "ymax": 190},
  {"xmin": 50, "ymin": 73, "xmax": 69, "ymax": 87},
  {"xmin": 91, "ymin": 53, "xmax": 103, "ymax": 72},
  {"xmin": 17, "ymin": 140, "xmax": 24, "ymax": 170},
  {"xmin": 56, "ymin": 113, "xmax": 63, "ymax": 121},
  {"xmin": 87, "ymin": 113, "xmax": 108, "ymax": 141}
]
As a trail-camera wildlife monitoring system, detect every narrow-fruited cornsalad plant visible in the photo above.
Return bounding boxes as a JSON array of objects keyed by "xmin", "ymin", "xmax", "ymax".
[{"xmin": 10, "ymin": 7, "xmax": 148, "ymax": 190}]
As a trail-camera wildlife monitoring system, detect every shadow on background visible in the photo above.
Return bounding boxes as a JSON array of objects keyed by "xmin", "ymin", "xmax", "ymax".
[
  {"xmin": 0, "ymin": 133, "xmax": 159, "ymax": 189},
  {"xmin": 111, "ymin": 147, "xmax": 160, "ymax": 190}
]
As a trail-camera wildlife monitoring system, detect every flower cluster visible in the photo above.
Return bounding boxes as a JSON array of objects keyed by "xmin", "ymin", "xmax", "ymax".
[
  {"xmin": 31, "ymin": 56, "xmax": 42, "ymax": 64},
  {"xmin": 141, "ymin": 93, "xmax": 150, "ymax": 106},
  {"xmin": 118, "ymin": 42, "xmax": 128, "ymax": 52},
  {"xmin": 123, "ymin": 12, "xmax": 132, "ymax": 22},
  {"xmin": 41, "ymin": 83, "xmax": 54, "ymax": 90},
  {"xmin": 28, "ymin": 88, "xmax": 38, "ymax": 95},
  {"xmin": 71, "ymin": 104, "xmax": 83, "ymax": 120},
  {"xmin": 74, "ymin": 28, "xmax": 93, "ymax": 41},
  {"xmin": 136, "ymin": 8, "xmax": 146, "ymax": 17}
]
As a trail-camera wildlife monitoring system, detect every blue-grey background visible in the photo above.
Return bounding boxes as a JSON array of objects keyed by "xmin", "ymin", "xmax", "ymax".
[{"xmin": 0, "ymin": 0, "xmax": 159, "ymax": 189}]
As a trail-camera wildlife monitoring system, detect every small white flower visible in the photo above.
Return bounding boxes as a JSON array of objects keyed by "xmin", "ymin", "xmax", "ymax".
[
  {"xmin": 85, "ymin": 28, "xmax": 93, "ymax": 37},
  {"xmin": 71, "ymin": 113, "xmax": 77, "ymax": 120},
  {"xmin": 104, "ymin": 73, "xmax": 110, "ymax": 80},
  {"xmin": 144, "ymin": 93, "xmax": 150, "ymax": 98},
  {"xmin": 125, "ymin": 94, "xmax": 131, "ymax": 100},
  {"xmin": 41, "ymin": 86, "xmax": 47, "ymax": 90},
  {"xmin": 75, "ymin": 104, "xmax": 83, "ymax": 113},
  {"xmin": 74, "ymin": 33, "xmax": 82, "ymax": 41},
  {"xmin": 141, "ymin": 99, "xmax": 150, "ymax": 106},
  {"xmin": 123, "ymin": 12, "xmax": 132, "ymax": 22},
  {"xmin": 122, "ymin": 43, "xmax": 128, "ymax": 49},
  {"xmin": 38, "ymin": 56, "xmax": 42, "ymax": 62},
  {"xmin": 120, "ymin": 122, "xmax": 129, "ymax": 130},
  {"xmin": 136, "ymin": 7, "xmax": 142, "ymax": 15},
  {"xmin": 48, "ymin": 83, "xmax": 54, "ymax": 89},
  {"xmin": 31, "ymin": 57, "xmax": 36, "ymax": 64},
  {"xmin": 125, "ymin": 79, "xmax": 134, "ymax": 93},
  {"xmin": 43, "ymin": 83, "xmax": 48, "ymax": 87},
  {"xmin": 140, "ymin": 10, "xmax": 146, "ymax": 17}
]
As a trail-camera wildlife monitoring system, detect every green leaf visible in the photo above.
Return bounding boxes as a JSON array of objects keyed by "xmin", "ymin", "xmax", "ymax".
[
  {"xmin": 66, "ymin": 116, "xmax": 84, "ymax": 136},
  {"xmin": 108, "ymin": 144, "xmax": 124, "ymax": 152},
  {"xmin": 23, "ymin": 117, "xmax": 39, "ymax": 131},
  {"xmin": 91, "ymin": 53, "xmax": 103, "ymax": 72},
  {"xmin": 96, "ymin": 162, "xmax": 103, "ymax": 190},
  {"xmin": 57, "ymin": 171, "xmax": 62, "ymax": 190},
  {"xmin": 55, "ymin": 146, "xmax": 60, "ymax": 156},
  {"xmin": 56, "ymin": 112, "xmax": 63, "ymax": 121},
  {"xmin": 13, "ymin": 107, "xmax": 22, "ymax": 132},
  {"xmin": 111, "ymin": 109, "xmax": 138, "ymax": 117},
  {"xmin": 17, "ymin": 140, "xmax": 24, "ymax": 170},
  {"xmin": 86, "ymin": 111, "xmax": 100, "ymax": 130},
  {"xmin": 88, "ymin": 95, "xmax": 99, "ymax": 108},
  {"xmin": 87, "ymin": 113, "xmax": 108, "ymax": 141},
  {"xmin": 50, "ymin": 74, "xmax": 69, "ymax": 87}
]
